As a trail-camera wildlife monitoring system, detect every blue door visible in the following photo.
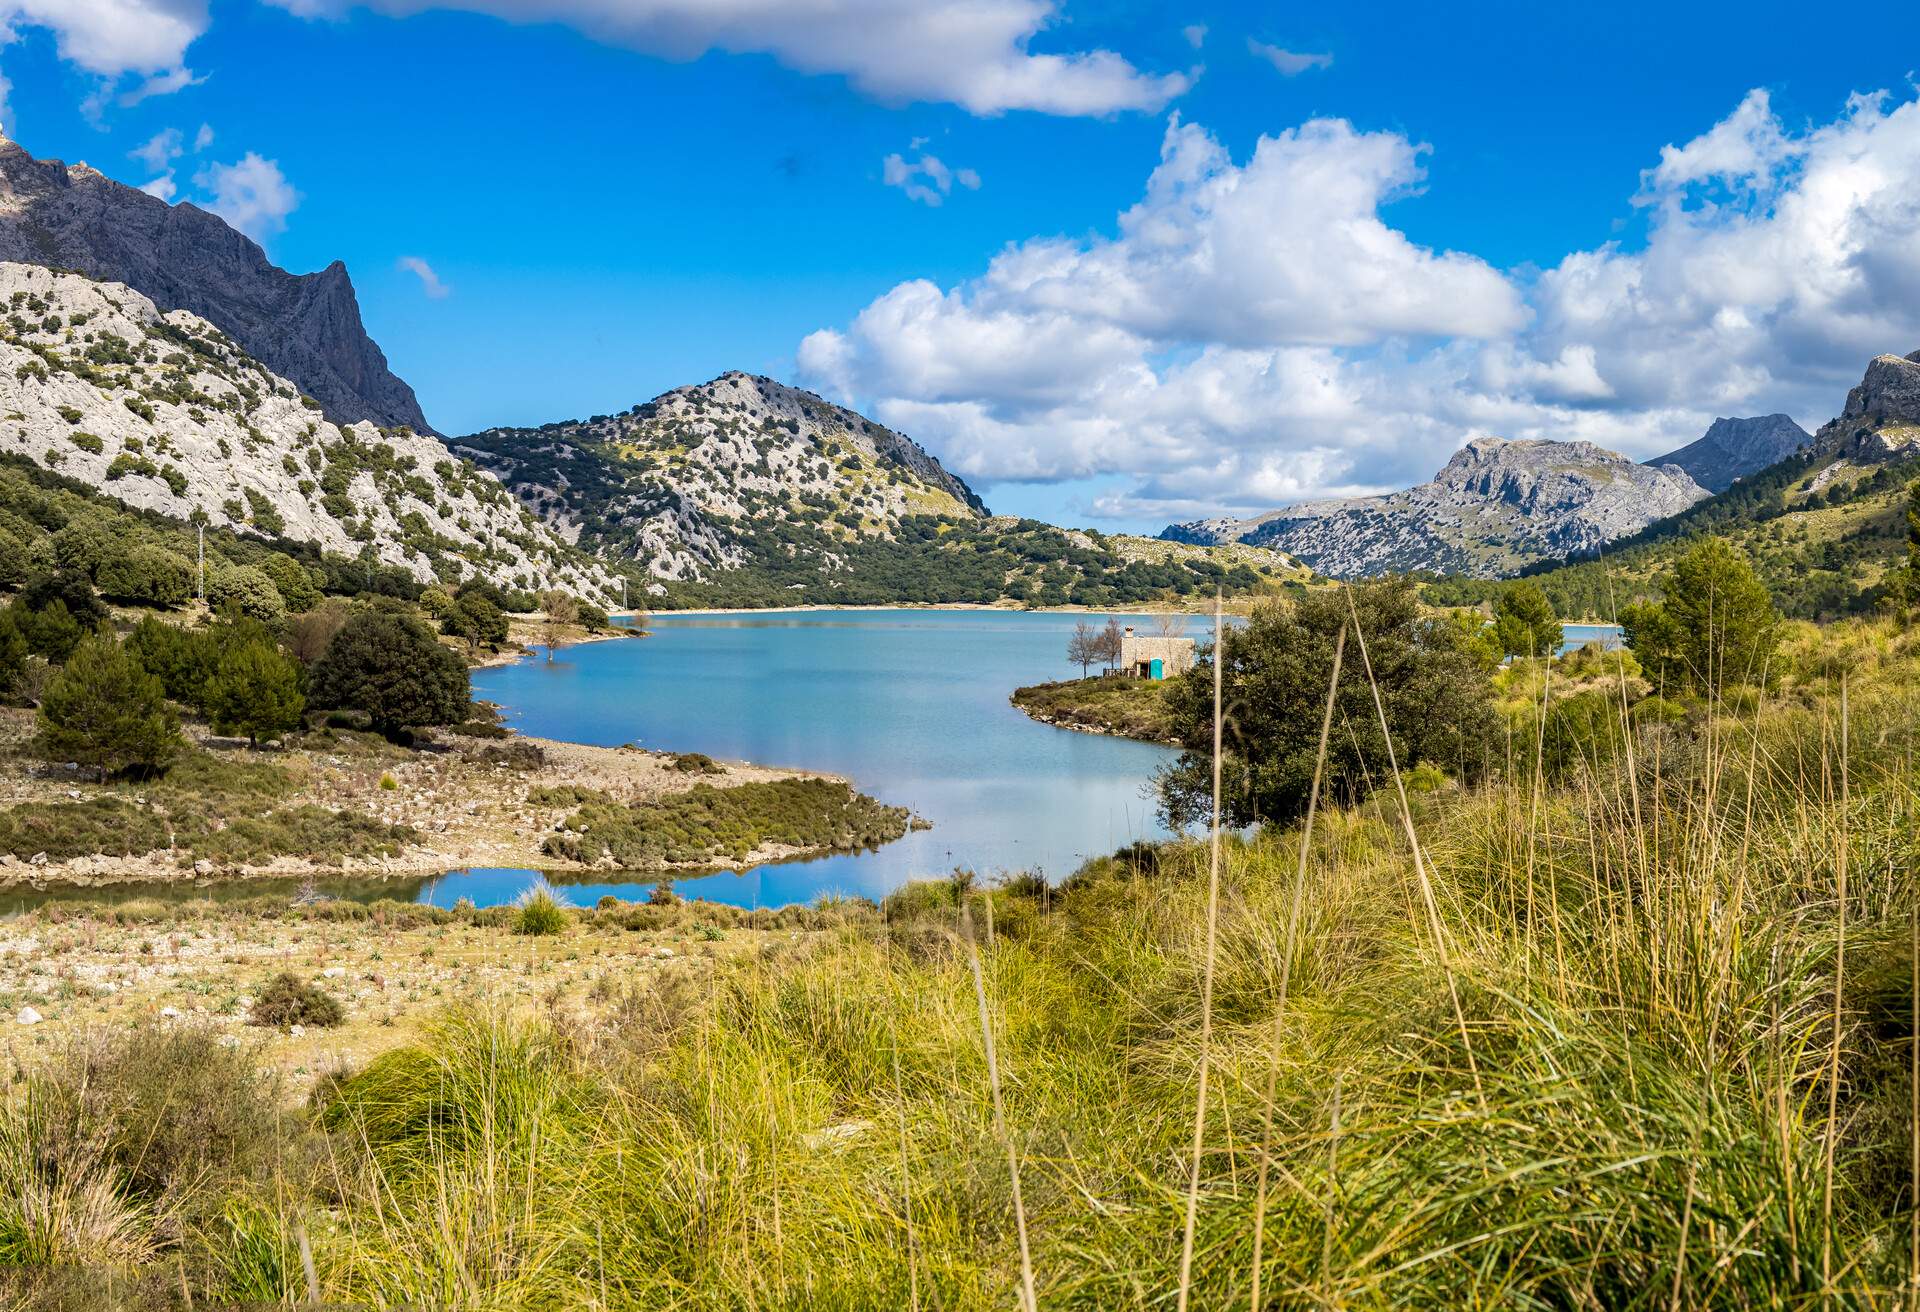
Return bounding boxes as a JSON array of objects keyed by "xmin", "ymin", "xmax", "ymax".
[{"xmin": 1149, "ymin": 657, "xmax": 1164, "ymax": 680}]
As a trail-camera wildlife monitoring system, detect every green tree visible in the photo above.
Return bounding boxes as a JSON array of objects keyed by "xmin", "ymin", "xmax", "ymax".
[
  {"xmin": 1491, "ymin": 581, "xmax": 1560, "ymax": 659},
  {"xmin": 538, "ymin": 589, "xmax": 579, "ymax": 662},
  {"xmin": 259, "ymin": 553, "xmax": 322, "ymax": 611},
  {"xmin": 206, "ymin": 563, "xmax": 287, "ymax": 623},
  {"xmin": 309, "ymin": 612, "xmax": 469, "ymax": 739},
  {"xmin": 36, "ymin": 634, "xmax": 179, "ymax": 779},
  {"xmin": 204, "ymin": 640, "xmax": 305, "ymax": 746},
  {"xmin": 97, "ymin": 544, "xmax": 194, "ymax": 607},
  {"xmin": 125, "ymin": 615, "xmax": 219, "ymax": 709},
  {"xmin": 1157, "ymin": 577, "xmax": 1497, "ymax": 829},
  {"xmin": 1621, "ymin": 538, "xmax": 1779, "ymax": 696},
  {"xmin": 441, "ymin": 592, "xmax": 508, "ymax": 651},
  {"xmin": 0, "ymin": 608, "xmax": 28, "ymax": 699},
  {"xmin": 13, "ymin": 597, "xmax": 84, "ymax": 662}
]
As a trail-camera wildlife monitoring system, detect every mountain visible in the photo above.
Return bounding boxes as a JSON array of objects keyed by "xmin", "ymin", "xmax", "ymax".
[
  {"xmin": 1647, "ymin": 414, "xmax": 1811, "ymax": 492},
  {"xmin": 455, "ymin": 371, "xmax": 987, "ymax": 582},
  {"xmin": 0, "ymin": 261, "xmax": 611, "ymax": 599},
  {"xmin": 1162, "ymin": 437, "xmax": 1709, "ymax": 579},
  {"xmin": 0, "ymin": 131, "xmax": 430, "ymax": 434},
  {"xmin": 1427, "ymin": 349, "xmax": 1920, "ymax": 621}
]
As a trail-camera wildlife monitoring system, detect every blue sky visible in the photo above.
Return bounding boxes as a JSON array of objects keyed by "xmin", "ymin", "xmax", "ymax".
[{"xmin": 6, "ymin": 1, "xmax": 1920, "ymax": 532}]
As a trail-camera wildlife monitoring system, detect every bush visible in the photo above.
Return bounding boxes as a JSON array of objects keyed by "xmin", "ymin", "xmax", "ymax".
[
  {"xmin": 248, "ymin": 972, "xmax": 344, "ymax": 1028},
  {"xmin": 670, "ymin": 752, "xmax": 724, "ymax": 775},
  {"xmin": 1491, "ymin": 580, "xmax": 1559, "ymax": 658},
  {"xmin": 259, "ymin": 553, "xmax": 321, "ymax": 611},
  {"xmin": 125, "ymin": 614, "xmax": 218, "ymax": 708},
  {"xmin": 442, "ymin": 591, "xmax": 508, "ymax": 650},
  {"xmin": 512, "ymin": 883, "xmax": 570, "ymax": 935},
  {"xmin": 1622, "ymin": 538, "xmax": 1779, "ymax": 696},
  {"xmin": 35, "ymin": 634, "xmax": 179, "ymax": 779},
  {"xmin": 309, "ymin": 612, "xmax": 469, "ymax": 738},
  {"xmin": 96, "ymin": 543, "xmax": 194, "ymax": 607}
]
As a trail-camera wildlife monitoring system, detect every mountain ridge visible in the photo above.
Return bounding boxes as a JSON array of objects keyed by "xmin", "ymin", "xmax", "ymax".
[
  {"xmin": 1647, "ymin": 414, "xmax": 1811, "ymax": 492},
  {"xmin": 1162, "ymin": 436, "xmax": 1708, "ymax": 579},
  {"xmin": 0, "ymin": 131, "xmax": 431, "ymax": 435}
]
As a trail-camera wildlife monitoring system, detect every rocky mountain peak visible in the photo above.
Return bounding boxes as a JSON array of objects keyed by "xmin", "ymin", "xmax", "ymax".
[
  {"xmin": 0, "ymin": 132, "xmax": 431, "ymax": 434},
  {"xmin": 1810, "ymin": 349, "xmax": 1920, "ymax": 464},
  {"xmin": 1646, "ymin": 413, "xmax": 1811, "ymax": 493}
]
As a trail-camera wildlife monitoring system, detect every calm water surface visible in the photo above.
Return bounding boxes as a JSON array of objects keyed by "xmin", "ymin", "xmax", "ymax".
[{"xmin": 451, "ymin": 609, "xmax": 1183, "ymax": 906}]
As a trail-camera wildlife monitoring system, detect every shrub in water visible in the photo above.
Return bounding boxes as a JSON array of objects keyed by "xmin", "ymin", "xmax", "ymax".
[
  {"xmin": 512, "ymin": 881, "xmax": 570, "ymax": 935},
  {"xmin": 248, "ymin": 972, "xmax": 343, "ymax": 1028}
]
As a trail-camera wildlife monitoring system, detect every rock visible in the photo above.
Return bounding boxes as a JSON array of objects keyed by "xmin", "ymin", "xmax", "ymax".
[
  {"xmin": 1163, "ymin": 437, "xmax": 1710, "ymax": 579},
  {"xmin": 160, "ymin": 1006, "xmax": 180, "ymax": 1018},
  {"xmin": 15, "ymin": 1006, "xmax": 41, "ymax": 1024},
  {"xmin": 320, "ymin": 966, "xmax": 345, "ymax": 978},
  {"xmin": 0, "ymin": 133, "xmax": 430, "ymax": 432},
  {"xmin": 289, "ymin": 1023, "xmax": 304, "ymax": 1038},
  {"xmin": 192, "ymin": 860, "xmax": 215, "ymax": 876},
  {"xmin": 1809, "ymin": 349, "xmax": 1920, "ymax": 464},
  {"xmin": 27, "ymin": 852, "xmax": 46, "ymax": 866}
]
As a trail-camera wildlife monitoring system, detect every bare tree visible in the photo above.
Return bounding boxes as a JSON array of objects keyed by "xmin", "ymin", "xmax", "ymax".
[
  {"xmin": 1067, "ymin": 619, "xmax": 1099, "ymax": 677},
  {"xmin": 538, "ymin": 589, "xmax": 579, "ymax": 663},
  {"xmin": 1153, "ymin": 612, "xmax": 1189, "ymax": 640},
  {"xmin": 1097, "ymin": 618, "xmax": 1126, "ymax": 672}
]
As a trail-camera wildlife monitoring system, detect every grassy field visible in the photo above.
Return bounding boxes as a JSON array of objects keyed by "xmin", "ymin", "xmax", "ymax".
[
  {"xmin": 2, "ymin": 616, "xmax": 1918, "ymax": 1307},
  {"xmin": 1010, "ymin": 675, "xmax": 1177, "ymax": 742}
]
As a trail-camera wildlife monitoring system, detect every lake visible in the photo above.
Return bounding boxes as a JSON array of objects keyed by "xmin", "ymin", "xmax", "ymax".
[{"xmin": 434, "ymin": 609, "xmax": 1184, "ymax": 908}]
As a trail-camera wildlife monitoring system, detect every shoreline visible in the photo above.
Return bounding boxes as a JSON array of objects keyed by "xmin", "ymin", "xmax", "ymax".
[{"xmin": 650, "ymin": 601, "xmax": 1229, "ymax": 618}]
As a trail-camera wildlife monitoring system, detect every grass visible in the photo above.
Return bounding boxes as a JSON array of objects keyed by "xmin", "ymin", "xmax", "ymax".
[
  {"xmin": 1010, "ymin": 674, "xmax": 1177, "ymax": 742},
  {"xmin": 1, "ymin": 613, "xmax": 1917, "ymax": 1306}
]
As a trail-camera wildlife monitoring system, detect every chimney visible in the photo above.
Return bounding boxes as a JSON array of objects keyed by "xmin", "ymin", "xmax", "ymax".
[{"xmin": 1123, "ymin": 626, "xmax": 1134, "ymax": 637}]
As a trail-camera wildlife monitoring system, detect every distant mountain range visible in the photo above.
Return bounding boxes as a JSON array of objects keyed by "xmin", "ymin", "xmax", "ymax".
[
  {"xmin": 1163, "ymin": 437, "xmax": 1710, "ymax": 578},
  {"xmin": 0, "ymin": 132, "xmax": 429, "ymax": 434}
]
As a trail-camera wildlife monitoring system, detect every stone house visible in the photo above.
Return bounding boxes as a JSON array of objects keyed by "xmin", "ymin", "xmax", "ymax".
[{"xmin": 1117, "ymin": 627, "xmax": 1195, "ymax": 680}]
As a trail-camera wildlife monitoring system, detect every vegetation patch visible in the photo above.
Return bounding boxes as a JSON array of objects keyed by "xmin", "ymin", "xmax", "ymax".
[
  {"xmin": 248, "ymin": 971, "xmax": 343, "ymax": 1028},
  {"xmin": 542, "ymin": 777, "xmax": 909, "ymax": 866},
  {"xmin": 1011, "ymin": 676, "xmax": 1175, "ymax": 742}
]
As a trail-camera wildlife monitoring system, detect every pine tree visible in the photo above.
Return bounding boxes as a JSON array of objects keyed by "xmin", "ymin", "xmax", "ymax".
[
  {"xmin": 36, "ymin": 635, "xmax": 179, "ymax": 779},
  {"xmin": 1491, "ymin": 581, "xmax": 1560, "ymax": 658},
  {"xmin": 204, "ymin": 639, "xmax": 305, "ymax": 746}
]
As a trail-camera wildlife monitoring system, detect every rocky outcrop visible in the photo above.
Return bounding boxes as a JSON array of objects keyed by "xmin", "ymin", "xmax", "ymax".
[
  {"xmin": 0, "ymin": 262, "xmax": 613, "ymax": 599},
  {"xmin": 0, "ymin": 131, "xmax": 431, "ymax": 434},
  {"xmin": 455, "ymin": 371, "xmax": 987, "ymax": 583},
  {"xmin": 1163, "ymin": 437, "xmax": 1709, "ymax": 579},
  {"xmin": 1648, "ymin": 414, "xmax": 1811, "ymax": 492},
  {"xmin": 1808, "ymin": 350, "xmax": 1920, "ymax": 463}
]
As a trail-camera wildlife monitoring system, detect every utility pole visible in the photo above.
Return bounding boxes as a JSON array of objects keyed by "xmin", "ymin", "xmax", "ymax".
[{"xmin": 196, "ymin": 524, "xmax": 205, "ymax": 603}]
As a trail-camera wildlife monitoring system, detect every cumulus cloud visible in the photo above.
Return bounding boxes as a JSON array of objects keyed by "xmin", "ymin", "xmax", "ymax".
[
  {"xmin": 800, "ymin": 90, "xmax": 1920, "ymax": 522},
  {"xmin": 267, "ymin": 0, "xmax": 1188, "ymax": 116},
  {"xmin": 193, "ymin": 122, "xmax": 214, "ymax": 150},
  {"xmin": 193, "ymin": 152, "xmax": 299, "ymax": 241},
  {"xmin": 0, "ymin": 0, "xmax": 207, "ymax": 118},
  {"xmin": 397, "ymin": 255, "xmax": 450, "ymax": 298},
  {"xmin": 130, "ymin": 127, "xmax": 183, "ymax": 172},
  {"xmin": 1248, "ymin": 40, "xmax": 1331, "ymax": 76},
  {"xmin": 1182, "ymin": 24, "xmax": 1206, "ymax": 49},
  {"xmin": 139, "ymin": 172, "xmax": 177, "ymax": 200},
  {"xmin": 882, "ymin": 150, "xmax": 981, "ymax": 206}
]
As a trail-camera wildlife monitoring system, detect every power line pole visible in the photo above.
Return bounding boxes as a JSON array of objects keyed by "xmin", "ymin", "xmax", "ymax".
[{"xmin": 196, "ymin": 524, "xmax": 205, "ymax": 603}]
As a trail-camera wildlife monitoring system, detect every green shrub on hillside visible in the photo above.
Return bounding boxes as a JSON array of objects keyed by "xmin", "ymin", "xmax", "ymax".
[
  {"xmin": 35, "ymin": 634, "xmax": 179, "ymax": 779},
  {"xmin": 543, "ymin": 778, "xmax": 909, "ymax": 866}
]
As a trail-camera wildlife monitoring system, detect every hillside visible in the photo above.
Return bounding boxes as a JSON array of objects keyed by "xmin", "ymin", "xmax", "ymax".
[
  {"xmin": 1646, "ymin": 413, "xmax": 1811, "ymax": 492},
  {"xmin": 1164, "ymin": 437, "xmax": 1707, "ymax": 578},
  {"xmin": 0, "ymin": 261, "xmax": 612, "ymax": 600},
  {"xmin": 1428, "ymin": 350, "xmax": 1920, "ymax": 619},
  {"xmin": 0, "ymin": 131, "xmax": 429, "ymax": 433},
  {"xmin": 459, "ymin": 372, "xmax": 1303, "ymax": 607}
]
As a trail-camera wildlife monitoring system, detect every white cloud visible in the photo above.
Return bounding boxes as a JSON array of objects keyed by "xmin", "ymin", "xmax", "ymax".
[
  {"xmin": 0, "ymin": 0, "xmax": 207, "ymax": 116},
  {"xmin": 139, "ymin": 172, "xmax": 177, "ymax": 200},
  {"xmin": 1248, "ymin": 40, "xmax": 1331, "ymax": 76},
  {"xmin": 882, "ymin": 150, "xmax": 979, "ymax": 206},
  {"xmin": 397, "ymin": 255, "xmax": 450, "ymax": 298},
  {"xmin": 1182, "ymin": 24, "xmax": 1206, "ymax": 49},
  {"xmin": 192, "ymin": 152, "xmax": 299, "ymax": 241},
  {"xmin": 192, "ymin": 121, "xmax": 213, "ymax": 150},
  {"xmin": 800, "ymin": 90, "xmax": 1920, "ymax": 523},
  {"xmin": 266, "ymin": 0, "xmax": 1189, "ymax": 116},
  {"xmin": 130, "ymin": 127, "xmax": 183, "ymax": 171}
]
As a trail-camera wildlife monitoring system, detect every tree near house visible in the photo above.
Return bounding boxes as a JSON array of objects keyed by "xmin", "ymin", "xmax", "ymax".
[
  {"xmin": 36, "ymin": 634, "xmax": 179, "ymax": 779},
  {"xmin": 1067, "ymin": 619, "xmax": 1100, "ymax": 677},
  {"xmin": 1096, "ymin": 617, "xmax": 1125, "ymax": 671}
]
